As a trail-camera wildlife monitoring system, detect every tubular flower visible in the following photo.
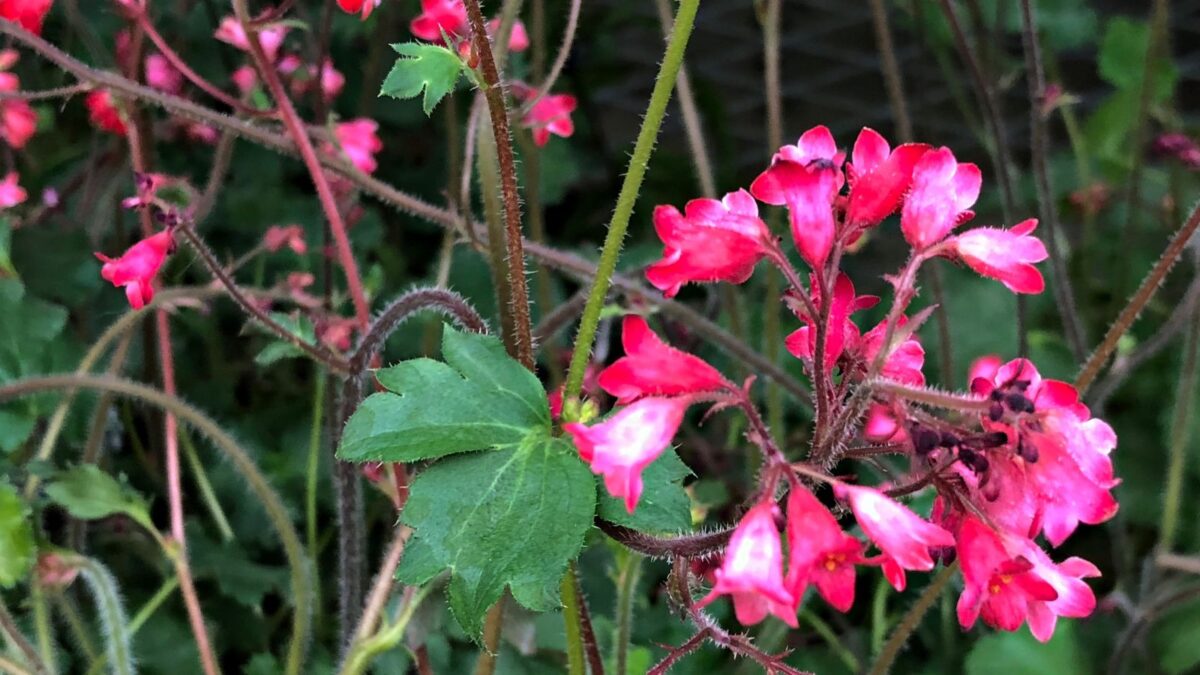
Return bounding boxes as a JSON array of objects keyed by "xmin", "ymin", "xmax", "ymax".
[
  {"xmin": 597, "ymin": 315, "xmax": 731, "ymax": 404},
  {"xmin": 519, "ymin": 90, "xmax": 577, "ymax": 147},
  {"xmin": 0, "ymin": 171, "xmax": 25, "ymax": 209},
  {"xmin": 214, "ymin": 17, "xmax": 289, "ymax": 62},
  {"xmin": 858, "ymin": 317, "xmax": 927, "ymax": 386},
  {"xmin": 784, "ymin": 272, "xmax": 878, "ymax": 372},
  {"xmin": 144, "ymin": 54, "xmax": 183, "ymax": 94},
  {"xmin": 751, "ymin": 125, "xmax": 844, "ymax": 268},
  {"xmin": 0, "ymin": 53, "xmax": 36, "ymax": 149},
  {"xmin": 952, "ymin": 218, "xmax": 1049, "ymax": 294},
  {"xmin": 563, "ymin": 397, "xmax": 687, "ymax": 513},
  {"xmin": 264, "ymin": 224, "xmax": 307, "ymax": 254},
  {"xmin": 85, "ymin": 90, "xmax": 127, "ymax": 136},
  {"xmin": 833, "ymin": 483, "xmax": 954, "ymax": 591},
  {"xmin": 328, "ymin": 119, "xmax": 383, "ymax": 174},
  {"xmin": 409, "ymin": 0, "xmax": 468, "ymax": 42},
  {"xmin": 95, "ymin": 230, "xmax": 174, "ymax": 309},
  {"xmin": 336, "ymin": 0, "xmax": 380, "ymax": 20},
  {"xmin": 786, "ymin": 485, "xmax": 865, "ymax": 612},
  {"xmin": 0, "ymin": 0, "xmax": 53, "ymax": 36},
  {"xmin": 900, "ymin": 146, "xmax": 981, "ymax": 250},
  {"xmin": 845, "ymin": 127, "xmax": 929, "ymax": 230},
  {"xmin": 646, "ymin": 189, "xmax": 772, "ymax": 298},
  {"xmin": 697, "ymin": 503, "xmax": 798, "ymax": 626}
]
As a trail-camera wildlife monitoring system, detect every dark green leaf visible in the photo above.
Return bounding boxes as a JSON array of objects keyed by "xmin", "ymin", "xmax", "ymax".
[
  {"xmin": 1151, "ymin": 597, "xmax": 1200, "ymax": 674},
  {"xmin": 0, "ymin": 481, "xmax": 34, "ymax": 587},
  {"xmin": 965, "ymin": 622, "xmax": 1087, "ymax": 675},
  {"xmin": 253, "ymin": 313, "xmax": 318, "ymax": 367},
  {"xmin": 338, "ymin": 326, "xmax": 549, "ymax": 463},
  {"xmin": 1098, "ymin": 18, "xmax": 1177, "ymax": 100},
  {"xmin": 44, "ymin": 465, "xmax": 153, "ymax": 531},
  {"xmin": 596, "ymin": 448, "xmax": 692, "ymax": 533},
  {"xmin": 396, "ymin": 436, "xmax": 595, "ymax": 638},
  {"xmin": 0, "ymin": 408, "xmax": 36, "ymax": 454},
  {"xmin": 380, "ymin": 42, "xmax": 464, "ymax": 115}
]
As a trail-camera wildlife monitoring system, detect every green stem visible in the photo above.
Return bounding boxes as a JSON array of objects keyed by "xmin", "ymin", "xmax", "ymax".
[
  {"xmin": 563, "ymin": 0, "xmax": 702, "ymax": 406},
  {"xmin": 180, "ymin": 431, "xmax": 234, "ymax": 541},
  {"xmin": 52, "ymin": 591, "xmax": 99, "ymax": 663},
  {"xmin": 798, "ymin": 606, "xmax": 859, "ymax": 673},
  {"xmin": 339, "ymin": 584, "xmax": 435, "ymax": 675},
  {"xmin": 561, "ymin": 564, "xmax": 586, "ymax": 675},
  {"xmin": 85, "ymin": 576, "xmax": 181, "ymax": 675},
  {"xmin": 868, "ymin": 562, "xmax": 958, "ymax": 675},
  {"xmin": 30, "ymin": 582, "xmax": 55, "ymax": 674},
  {"xmin": 761, "ymin": 0, "xmax": 787, "ymax": 446},
  {"xmin": 613, "ymin": 550, "xmax": 642, "ymax": 675},
  {"xmin": 1158, "ymin": 307, "xmax": 1200, "ymax": 552},
  {"xmin": 305, "ymin": 369, "xmax": 326, "ymax": 609},
  {"xmin": 75, "ymin": 557, "xmax": 134, "ymax": 675}
]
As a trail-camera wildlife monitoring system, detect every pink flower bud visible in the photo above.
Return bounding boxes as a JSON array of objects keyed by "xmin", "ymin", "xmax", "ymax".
[
  {"xmin": 410, "ymin": 0, "xmax": 469, "ymax": 44},
  {"xmin": 264, "ymin": 224, "xmax": 307, "ymax": 254},
  {"xmin": 336, "ymin": 0, "xmax": 381, "ymax": 20},
  {"xmin": 327, "ymin": 119, "xmax": 383, "ymax": 174},
  {"xmin": 0, "ymin": 0, "xmax": 54, "ymax": 37},
  {"xmin": 85, "ymin": 89, "xmax": 127, "ymax": 136},
  {"xmin": 0, "ymin": 170, "xmax": 26, "ymax": 209}
]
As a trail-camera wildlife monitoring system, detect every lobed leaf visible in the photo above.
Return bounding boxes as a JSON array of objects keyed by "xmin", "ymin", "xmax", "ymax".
[
  {"xmin": 380, "ymin": 42, "xmax": 464, "ymax": 115},
  {"xmin": 0, "ymin": 481, "xmax": 34, "ymax": 588}
]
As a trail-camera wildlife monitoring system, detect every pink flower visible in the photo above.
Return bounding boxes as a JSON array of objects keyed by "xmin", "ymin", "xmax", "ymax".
[
  {"xmin": 318, "ymin": 60, "xmax": 345, "ymax": 100},
  {"xmin": 520, "ymin": 91, "xmax": 576, "ymax": 147},
  {"xmin": 95, "ymin": 230, "xmax": 174, "ymax": 309},
  {"xmin": 645, "ymin": 189, "xmax": 772, "ymax": 298},
  {"xmin": 858, "ymin": 317, "xmax": 926, "ymax": 386},
  {"xmin": 0, "ymin": 58, "xmax": 36, "ymax": 149},
  {"xmin": 863, "ymin": 403, "xmax": 907, "ymax": 443},
  {"xmin": 786, "ymin": 485, "xmax": 865, "ymax": 612},
  {"xmin": 490, "ymin": 17, "xmax": 530, "ymax": 52},
  {"xmin": 751, "ymin": 125, "xmax": 844, "ymax": 268},
  {"xmin": 0, "ymin": 0, "xmax": 53, "ymax": 36},
  {"xmin": 697, "ymin": 503, "xmax": 797, "ymax": 626},
  {"xmin": 336, "ymin": 0, "xmax": 380, "ymax": 20},
  {"xmin": 563, "ymin": 397, "xmax": 687, "ymax": 513},
  {"xmin": 0, "ymin": 171, "xmax": 25, "ymax": 209},
  {"xmin": 597, "ymin": 315, "xmax": 731, "ymax": 404},
  {"xmin": 329, "ymin": 119, "xmax": 383, "ymax": 174},
  {"xmin": 833, "ymin": 483, "xmax": 953, "ymax": 591},
  {"xmin": 320, "ymin": 315, "xmax": 357, "ymax": 351},
  {"xmin": 845, "ymin": 127, "xmax": 929, "ymax": 229},
  {"xmin": 85, "ymin": 90, "xmax": 127, "ymax": 136},
  {"xmin": 144, "ymin": 54, "xmax": 183, "ymax": 94},
  {"xmin": 784, "ymin": 272, "xmax": 878, "ymax": 373},
  {"xmin": 968, "ymin": 354, "xmax": 1002, "ymax": 388},
  {"xmin": 120, "ymin": 172, "xmax": 171, "ymax": 209},
  {"xmin": 264, "ymin": 224, "xmax": 307, "ymax": 254},
  {"xmin": 1154, "ymin": 133, "xmax": 1200, "ymax": 170},
  {"xmin": 952, "ymin": 218, "xmax": 1048, "ymax": 294},
  {"xmin": 214, "ymin": 17, "xmax": 289, "ymax": 62},
  {"xmin": 231, "ymin": 65, "xmax": 258, "ymax": 95},
  {"xmin": 410, "ymin": 0, "xmax": 468, "ymax": 43},
  {"xmin": 900, "ymin": 147, "xmax": 981, "ymax": 250}
]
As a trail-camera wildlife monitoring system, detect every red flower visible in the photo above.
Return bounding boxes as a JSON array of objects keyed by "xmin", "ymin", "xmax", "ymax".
[
  {"xmin": 329, "ymin": 119, "xmax": 383, "ymax": 174},
  {"xmin": 264, "ymin": 224, "xmax": 307, "ymax": 254},
  {"xmin": 786, "ymin": 485, "xmax": 864, "ymax": 612},
  {"xmin": 858, "ymin": 317, "xmax": 927, "ymax": 386},
  {"xmin": 95, "ymin": 230, "xmax": 174, "ymax": 309},
  {"xmin": 0, "ymin": 0, "xmax": 53, "ymax": 36},
  {"xmin": 598, "ymin": 315, "xmax": 730, "ymax": 404},
  {"xmin": 145, "ymin": 54, "xmax": 183, "ymax": 94},
  {"xmin": 784, "ymin": 272, "xmax": 879, "ymax": 372},
  {"xmin": 563, "ymin": 397, "xmax": 687, "ymax": 513},
  {"xmin": 0, "ymin": 171, "xmax": 26, "ymax": 209},
  {"xmin": 410, "ymin": 0, "xmax": 468, "ymax": 42},
  {"xmin": 952, "ymin": 218, "xmax": 1048, "ymax": 294},
  {"xmin": 336, "ymin": 0, "xmax": 380, "ymax": 20},
  {"xmin": 899, "ymin": 147, "xmax": 981, "ymax": 250},
  {"xmin": 85, "ymin": 90, "xmax": 127, "ymax": 136},
  {"xmin": 751, "ymin": 125, "xmax": 844, "ymax": 268},
  {"xmin": 834, "ymin": 483, "xmax": 953, "ymax": 591},
  {"xmin": 0, "ymin": 54, "xmax": 36, "ymax": 149},
  {"xmin": 956, "ymin": 517, "xmax": 1059, "ymax": 635},
  {"xmin": 520, "ymin": 91, "xmax": 576, "ymax": 147},
  {"xmin": 845, "ymin": 127, "xmax": 929, "ymax": 229},
  {"xmin": 489, "ymin": 17, "xmax": 529, "ymax": 52},
  {"xmin": 646, "ymin": 189, "xmax": 772, "ymax": 298},
  {"xmin": 697, "ymin": 503, "xmax": 797, "ymax": 626},
  {"xmin": 214, "ymin": 17, "xmax": 289, "ymax": 63}
]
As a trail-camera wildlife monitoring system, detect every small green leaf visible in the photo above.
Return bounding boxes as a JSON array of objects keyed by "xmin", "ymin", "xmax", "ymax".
[
  {"xmin": 596, "ymin": 449, "xmax": 693, "ymax": 533},
  {"xmin": 0, "ymin": 217, "xmax": 16, "ymax": 278},
  {"xmin": 1098, "ymin": 18, "xmax": 1177, "ymax": 100},
  {"xmin": 338, "ymin": 326, "xmax": 549, "ymax": 463},
  {"xmin": 396, "ymin": 436, "xmax": 595, "ymax": 639},
  {"xmin": 253, "ymin": 313, "xmax": 318, "ymax": 367},
  {"xmin": 380, "ymin": 42, "xmax": 464, "ymax": 115},
  {"xmin": 44, "ymin": 465, "xmax": 153, "ymax": 531},
  {"xmin": 0, "ymin": 481, "xmax": 35, "ymax": 587},
  {"xmin": 0, "ymin": 407, "xmax": 36, "ymax": 454}
]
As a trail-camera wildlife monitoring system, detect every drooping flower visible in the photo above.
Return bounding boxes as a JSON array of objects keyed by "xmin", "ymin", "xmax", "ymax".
[
  {"xmin": 520, "ymin": 90, "xmax": 576, "ymax": 147},
  {"xmin": 784, "ymin": 272, "xmax": 879, "ymax": 372},
  {"xmin": 144, "ymin": 54, "xmax": 183, "ymax": 94},
  {"xmin": 320, "ymin": 315, "xmax": 357, "ymax": 351},
  {"xmin": 646, "ymin": 189, "xmax": 772, "ymax": 298},
  {"xmin": 597, "ymin": 315, "xmax": 730, "ymax": 404},
  {"xmin": 952, "ymin": 218, "xmax": 1049, "ymax": 294},
  {"xmin": 863, "ymin": 402, "xmax": 906, "ymax": 444},
  {"xmin": 845, "ymin": 127, "xmax": 929, "ymax": 229},
  {"xmin": 95, "ymin": 230, "xmax": 174, "ymax": 309},
  {"xmin": 231, "ymin": 65, "xmax": 258, "ymax": 95},
  {"xmin": 900, "ymin": 147, "xmax": 981, "ymax": 250},
  {"xmin": 336, "ymin": 0, "xmax": 380, "ymax": 20},
  {"xmin": 751, "ymin": 125, "xmax": 844, "ymax": 268},
  {"xmin": 264, "ymin": 224, "xmax": 307, "ymax": 254},
  {"xmin": 858, "ymin": 317, "xmax": 927, "ymax": 386},
  {"xmin": 85, "ymin": 90, "xmax": 127, "ymax": 136},
  {"xmin": 786, "ymin": 485, "xmax": 865, "ymax": 612},
  {"xmin": 563, "ymin": 396, "xmax": 687, "ymax": 513},
  {"xmin": 697, "ymin": 503, "xmax": 798, "ymax": 626},
  {"xmin": 1153, "ymin": 132, "xmax": 1200, "ymax": 170},
  {"xmin": 489, "ymin": 17, "xmax": 529, "ymax": 52},
  {"xmin": 410, "ymin": 0, "xmax": 468, "ymax": 42},
  {"xmin": 833, "ymin": 483, "xmax": 954, "ymax": 591},
  {"xmin": 214, "ymin": 17, "xmax": 289, "ymax": 62},
  {"xmin": 0, "ymin": 53, "xmax": 36, "ymax": 149},
  {"xmin": 0, "ymin": 0, "xmax": 54, "ymax": 36},
  {"xmin": 0, "ymin": 171, "xmax": 26, "ymax": 209},
  {"xmin": 329, "ymin": 119, "xmax": 383, "ymax": 174}
]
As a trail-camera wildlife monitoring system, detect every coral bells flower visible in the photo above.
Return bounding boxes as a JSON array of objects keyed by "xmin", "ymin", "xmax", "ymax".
[
  {"xmin": 0, "ymin": 171, "xmax": 25, "ymax": 209},
  {"xmin": 520, "ymin": 90, "xmax": 577, "ymax": 147},
  {"xmin": 0, "ymin": 0, "xmax": 53, "ymax": 36},
  {"xmin": 85, "ymin": 90, "xmax": 127, "ymax": 136},
  {"xmin": 145, "ymin": 54, "xmax": 183, "ymax": 94},
  {"xmin": 264, "ymin": 224, "xmax": 307, "ymax": 254},
  {"xmin": 859, "ymin": 317, "xmax": 926, "ymax": 386},
  {"xmin": 697, "ymin": 503, "xmax": 797, "ymax": 626},
  {"xmin": 952, "ymin": 219, "xmax": 1048, "ymax": 294},
  {"xmin": 563, "ymin": 397, "xmax": 687, "ymax": 513},
  {"xmin": 597, "ymin": 315, "xmax": 730, "ymax": 404},
  {"xmin": 751, "ymin": 125, "xmax": 844, "ymax": 268},
  {"xmin": 646, "ymin": 189, "xmax": 772, "ymax": 298},
  {"xmin": 329, "ymin": 119, "xmax": 383, "ymax": 174},
  {"xmin": 0, "ymin": 53, "xmax": 36, "ymax": 149},
  {"xmin": 410, "ymin": 0, "xmax": 468, "ymax": 42},
  {"xmin": 336, "ymin": 0, "xmax": 380, "ymax": 20},
  {"xmin": 786, "ymin": 485, "xmax": 865, "ymax": 612},
  {"xmin": 784, "ymin": 273, "xmax": 878, "ymax": 372},
  {"xmin": 900, "ymin": 147, "xmax": 981, "ymax": 250},
  {"xmin": 833, "ymin": 483, "xmax": 953, "ymax": 591},
  {"xmin": 95, "ymin": 230, "xmax": 174, "ymax": 309},
  {"xmin": 214, "ymin": 17, "xmax": 289, "ymax": 63},
  {"xmin": 845, "ymin": 127, "xmax": 929, "ymax": 229}
]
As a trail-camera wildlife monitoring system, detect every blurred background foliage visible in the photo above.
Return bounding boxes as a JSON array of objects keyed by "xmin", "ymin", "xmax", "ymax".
[{"xmin": 1, "ymin": 0, "xmax": 1199, "ymax": 673}]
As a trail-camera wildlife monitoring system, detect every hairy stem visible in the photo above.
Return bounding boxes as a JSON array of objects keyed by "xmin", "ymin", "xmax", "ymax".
[
  {"xmin": 561, "ymin": 568, "xmax": 587, "ymax": 675},
  {"xmin": 1158, "ymin": 310, "xmax": 1199, "ymax": 552},
  {"xmin": 613, "ymin": 549, "xmax": 642, "ymax": 675},
  {"xmin": 0, "ymin": 599, "xmax": 46, "ymax": 675},
  {"xmin": 75, "ymin": 557, "xmax": 134, "ymax": 675},
  {"xmin": 868, "ymin": 562, "xmax": 958, "ymax": 675}
]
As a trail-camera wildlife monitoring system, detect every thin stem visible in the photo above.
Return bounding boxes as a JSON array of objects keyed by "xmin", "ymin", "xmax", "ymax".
[
  {"xmin": 613, "ymin": 550, "xmax": 642, "ymax": 675},
  {"xmin": 0, "ymin": 656, "xmax": 34, "ymax": 675},
  {"xmin": 648, "ymin": 628, "xmax": 710, "ymax": 675},
  {"xmin": 0, "ymin": 82, "xmax": 91, "ymax": 100},
  {"xmin": 564, "ymin": 0, "xmax": 702, "ymax": 407},
  {"xmin": 597, "ymin": 519, "xmax": 732, "ymax": 559},
  {"xmin": 867, "ymin": 0, "xmax": 912, "ymax": 141},
  {"xmin": 1158, "ymin": 310, "xmax": 1199, "ymax": 553},
  {"xmin": 868, "ymin": 562, "xmax": 958, "ymax": 675},
  {"xmin": 761, "ymin": 0, "xmax": 787, "ymax": 441},
  {"xmin": 305, "ymin": 370, "xmax": 326, "ymax": 591},
  {"xmin": 75, "ymin": 557, "xmax": 134, "ymax": 675},
  {"xmin": 867, "ymin": 379, "xmax": 990, "ymax": 412},
  {"xmin": 339, "ymin": 584, "xmax": 436, "ymax": 675},
  {"xmin": 29, "ymin": 583, "xmax": 55, "ymax": 675},
  {"xmin": 1018, "ymin": 0, "xmax": 1088, "ymax": 362},
  {"xmin": 522, "ymin": 0, "xmax": 581, "ymax": 111},
  {"xmin": 574, "ymin": 565, "xmax": 604, "ymax": 675},
  {"xmin": 180, "ymin": 430, "xmax": 235, "ymax": 541},
  {"xmin": 561, "ymin": 568, "xmax": 586, "ymax": 675},
  {"xmin": 0, "ymin": 599, "xmax": 46, "ymax": 675},
  {"xmin": 1119, "ymin": 0, "xmax": 1170, "ymax": 255},
  {"xmin": 349, "ymin": 526, "xmax": 412, "ymax": 645},
  {"xmin": 1075, "ymin": 201, "xmax": 1200, "ymax": 393},
  {"xmin": 472, "ymin": 600, "xmax": 505, "ymax": 675}
]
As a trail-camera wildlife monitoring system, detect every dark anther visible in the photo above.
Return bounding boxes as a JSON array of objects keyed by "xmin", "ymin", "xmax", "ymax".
[
  {"xmin": 979, "ymin": 431, "xmax": 1009, "ymax": 448},
  {"xmin": 958, "ymin": 447, "xmax": 990, "ymax": 474},
  {"xmin": 1016, "ymin": 439, "xmax": 1039, "ymax": 463},
  {"xmin": 1005, "ymin": 393, "xmax": 1035, "ymax": 414},
  {"xmin": 939, "ymin": 432, "xmax": 961, "ymax": 448},
  {"xmin": 989, "ymin": 389, "xmax": 1004, "ymax": 402},
  {"xmin": 913, "ymin": 428, "xmax": 941, "ymax": 454},
  {"xmin": 1013, "ymin": 379, "xmax": 1031, "ymax": 392},
  {"xmin": 988, "ymin": 403, "xmax": 1005, "ymax": 422}
]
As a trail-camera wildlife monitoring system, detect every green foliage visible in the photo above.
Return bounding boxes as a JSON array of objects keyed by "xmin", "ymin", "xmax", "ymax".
[
  {"xmin": 43, "ymin": 465, "xmax": 154, "ymax": 532},
  {"xmin": 965, "ymin": 622, "xmax": 1088, "ymax": 675},
  {"xmin": 1151, "ymin": 597, "xmax": 1200, "ymax": 674},
  {"xmin": 380, "ymin": 43, "xmax": 465, "ymax": 115},
  {"xmin": 338, "ymin": 327, "xmax": 549, "ymax": 463},
  {"xmin": 1098, "ymin": 18, "xmax": 1178, "ymax": 99},
  {"xmin": 0, "ymin": 279, "xmax": 68, "ymax": 452},
  {"xmin": 596, "ymin": 448, "xmax": 692, "ymax": 533},
  {"xmin": 254, "ymin": 313, "xmax": 318, "ymax": 367},
  {"xmin": 396, "ymin": 436, "xmax": 596, "ymax": 639},
  {"xmin": 0, "ymin": 480, "xmax": 34, "ymax": 587}
]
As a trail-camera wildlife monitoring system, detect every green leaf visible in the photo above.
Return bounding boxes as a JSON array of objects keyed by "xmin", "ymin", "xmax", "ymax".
[
  {"xmin": 965, "ymin": 622, "xmax": 1087, "ymax": 675},
  {"xmin": 0, "ymin": 217, "xmax": 15, "ymax": 278},
  {"xmin": 380, "ymin": 42, "xmax": 464, "ymax": 115},
  {"xmin": 338, "ymin": 326, "xmax": 549, "ymax": 463},
  {"xmin": 1151, "ymin": 597, "xmax": 1200, "ymax": 674},
  {"xmin": 44, "ymin": 465, "xmax": 153, "ymax": 531},
  {"xmin": 0, "ymin": 481, "xmax": 34, "ymax": 587},
  {"xmin": 253, "ymin": 313, "xmax": 317, "ymax": 367},
  {"xmin": 0, "ymin": 407, "xmax": 36, "ymax": 454},
  {"xmin": 596, "ymin": 448, "xmax": 692, "ymax": 533},
  {"xmin": 1098, "ymin": 18, "xmax": 1177, "ymax": 100},
  {"xmin": 395, "ymin": 436, "xmax": 596, "ymax": 639}
]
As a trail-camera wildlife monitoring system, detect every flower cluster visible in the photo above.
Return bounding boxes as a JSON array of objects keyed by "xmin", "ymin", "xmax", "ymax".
[{"xmin": 564, "ymin": 126, "xmax": 1115, "ymax": 642}]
